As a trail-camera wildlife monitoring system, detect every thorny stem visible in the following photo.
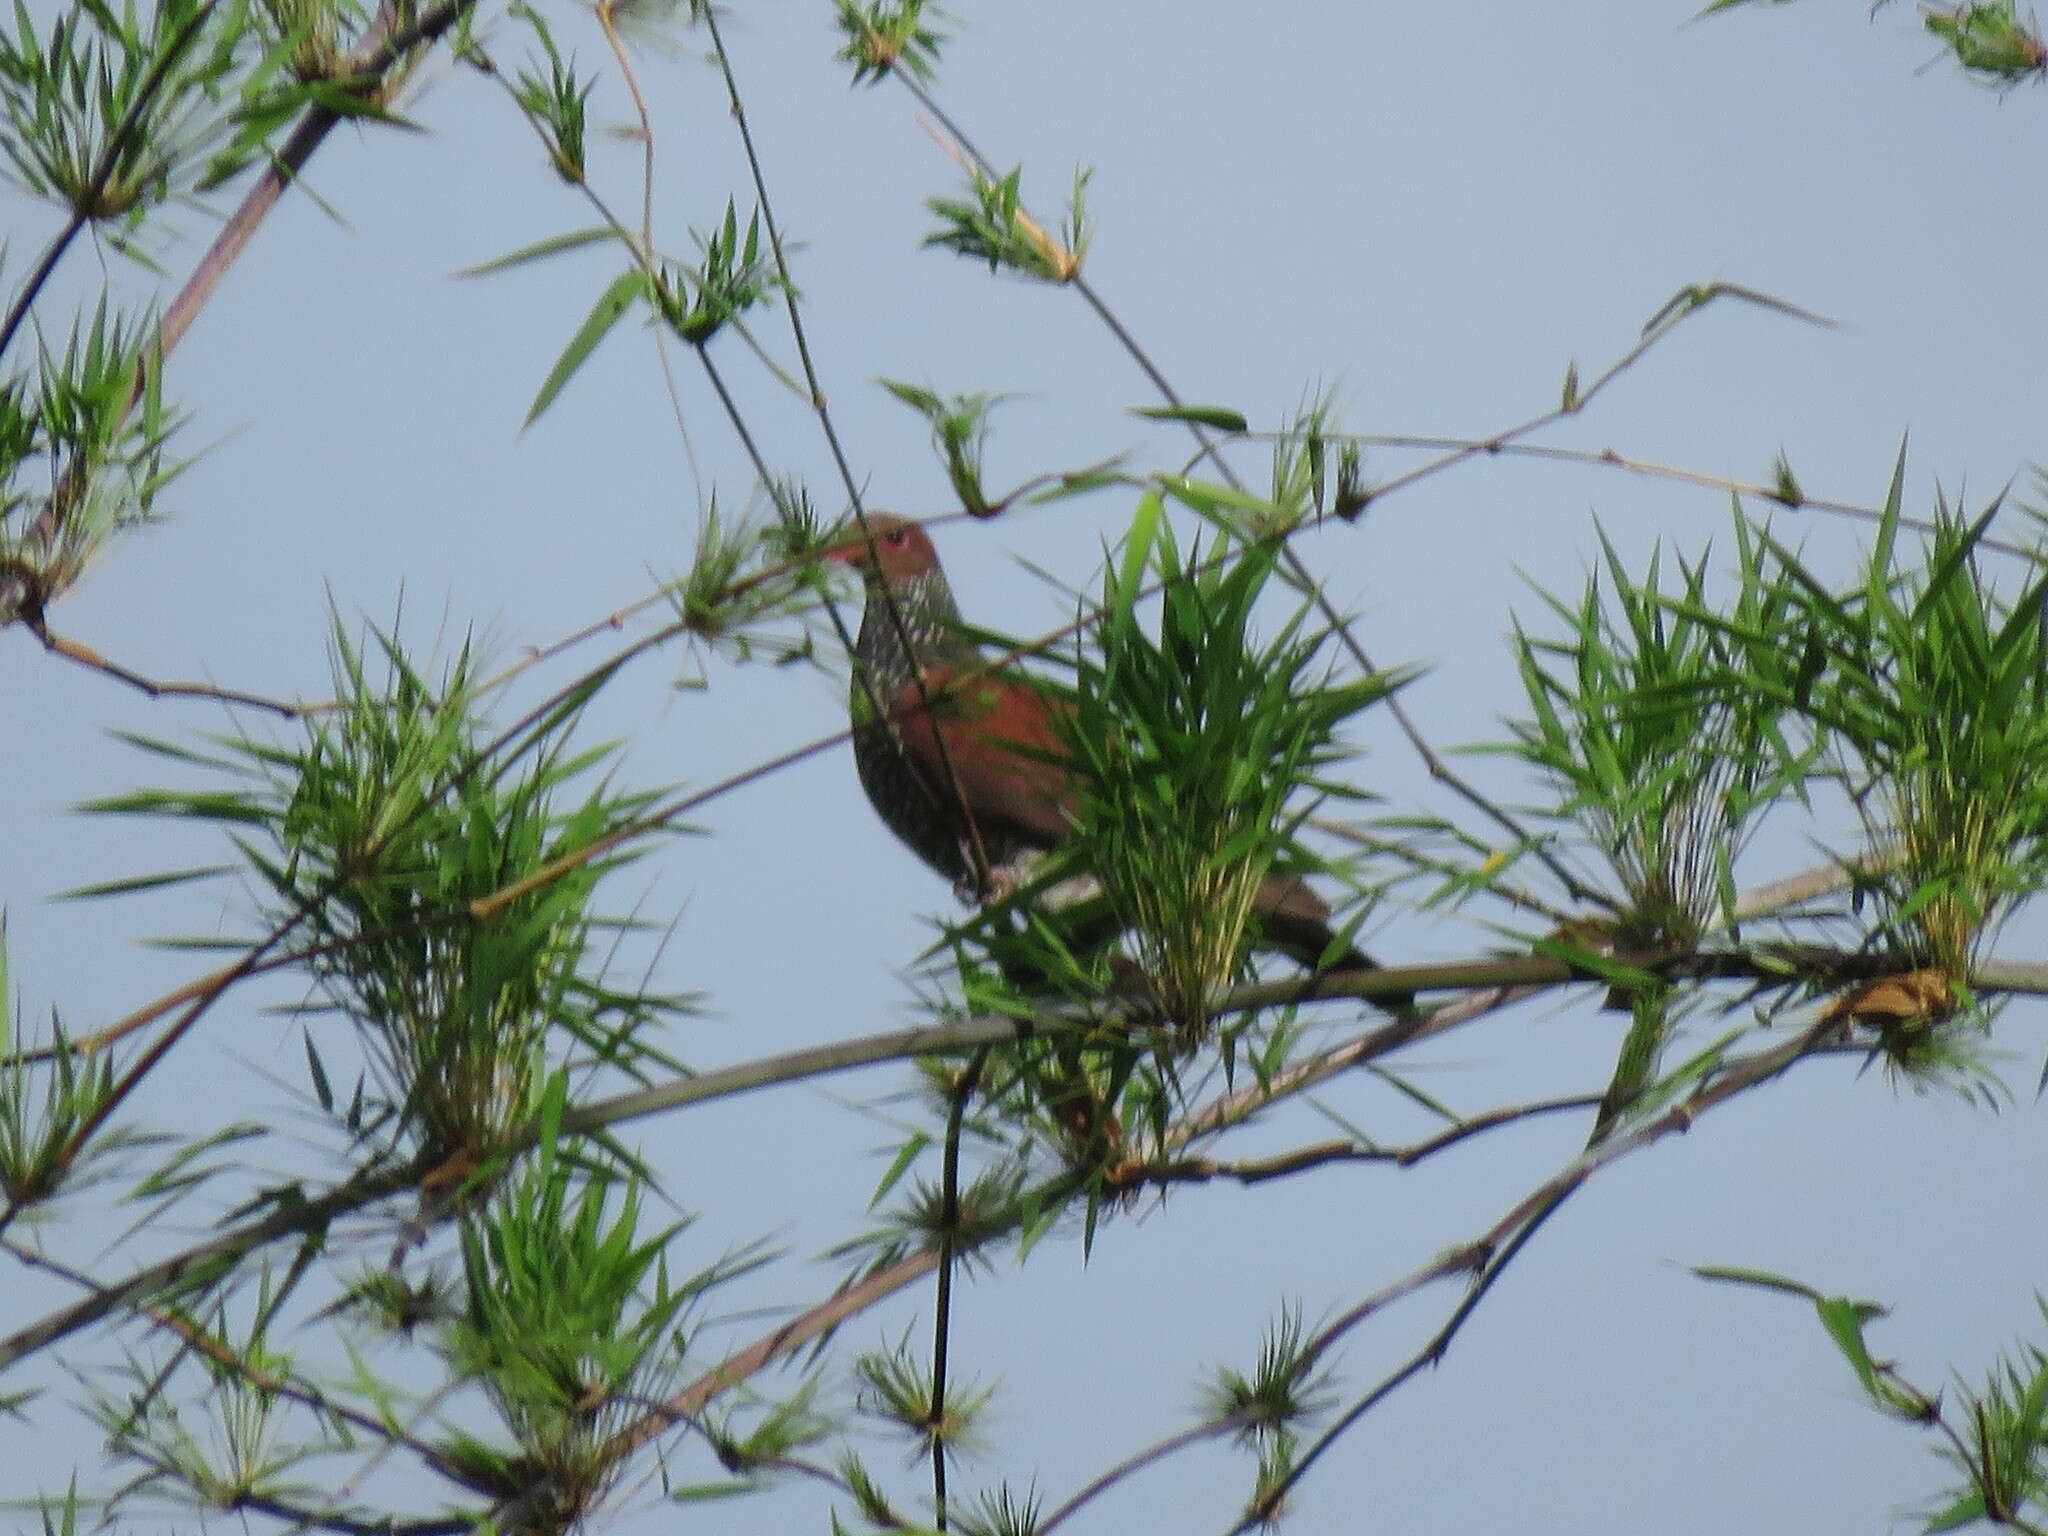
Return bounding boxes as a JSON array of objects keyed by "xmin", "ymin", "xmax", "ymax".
[
  {"xmin": 187, "ymin": 1492, "xmax": 463, "ymax": 1536},
  {"xmin": 0, "ymin": 1004, "xmax": 1078, "ymax": 1373},
  {"xmin": 1233, "ymin": 1185, "xmax": 1580, "ymax": 1534},
  {"xmin": 0, "ymin": 1151, "xmax": 424, "ymax": 1371},
  {"xmin": 617, "ymin": 1007, "xmax": 1845, "ymax": 1536},
  {"xmin": 863, "ymin": 1017, "xmax": 1832, "ymax": 1536},
  {"xmin": 1353, "ymin": 283, "xmax": 1831, "ymax": 520},
  {"xmin": 536, "ymin": 993, "xmax": 1517, "ymax": 1494},
  {"xmin": 0, "ymin": 934, "xmax": 1968, "ymax": 1514}
]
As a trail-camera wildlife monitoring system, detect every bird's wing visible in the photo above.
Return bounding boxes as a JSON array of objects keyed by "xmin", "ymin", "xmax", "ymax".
[{"xmin": 888, "ymin": 664, "xmax": 1080, "ymax": 849}]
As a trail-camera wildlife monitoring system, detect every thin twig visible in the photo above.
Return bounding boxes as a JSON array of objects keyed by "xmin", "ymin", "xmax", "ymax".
[
  {"xmin": 1227, "ymin": 1016, "xmax": 1842, "ymax": 1531},
  {"xmin": 1310, "ymin": 813, "xmax": 1574, "ymax": 925},
  {"xmin": 1304, "ymin": 433, "xmax": 2031, "ymax": 560},
  {"xmin": 4, "ymin": 1237, "xmax": 444, "ymax": 1464},
  {"xmin": 592, "ymin": 0, "xmax": 655, "ymax": 267},
  {"xmin": 1035, "ymin": 1416, "xmax": 1242, "ymax": 1536},
  {"xmin": 698, "ymin": 5, "xmax": 871, "ymax": 515},
  {"xmin": 0, "ymin": 1151, "xmax": 423, "ymax": 1371},
  {"xmin": 1125, "ymin": 1094, "xmax": 1603, "ymax": 1190},
  {"xmin": 930, "ymin": 1045, "xmax": 990, "ymax": 1529},
  {"xmin": 30, "ymin": 619, "xmax": 302, "ymax": 715},
  {"xmin": 692, "ymin": 10, "xmax": 997, "ymax": 897}
]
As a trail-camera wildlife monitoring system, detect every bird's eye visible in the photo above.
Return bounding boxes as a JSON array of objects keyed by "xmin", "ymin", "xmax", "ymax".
[{"xmin": 886, "ymin": 530, "xmax": 908, "ymax": 545}]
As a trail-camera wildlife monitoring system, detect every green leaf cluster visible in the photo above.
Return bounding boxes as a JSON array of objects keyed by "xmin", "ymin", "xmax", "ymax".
[
  {"xmin": 1924, "ymin": 1, "xmax": 2046, "ymax": 85},
  {"xmin": 1061, "ymin": 489, "xmax": 1403, "ymax": 1039},
  {"xmin": 1785, "ymin": 482, "xmax": 2048, "ymax": 976},
  {"xmin": 0, "ymin": 302, "xmax": 182, "ymax": 620},
  {"xmin": 507, "ymin": 202, "xmax": 779, "ymax": 424},
  {"xmin": 854, "ymin": 1333, "xmax": 995, "ymax": 1466},
  {"xmin": 0, "ymin": 0, "xmax": 241, "ymax": 223},
  {"xmin": 505, "ymin": 1, "xmax": 589, "ymax": 184},
  {"xmin": 832, "ymin": 0, "xmax": 946, "ymax": 87},
  {"xmin": 1510, "ymin": 525, "xmax": 1809, "ymax": 952},
  {"xmin": 84, "ymin": 623, "xmax": 682, "ymax": 1172},
  {"xmin": 1509, "ymin": 457, "xmax": 2048, "ymax": 1086},
  {"xmin": 439, "ymin": 1135, "xmax": 688, "ymax": 1523},
  {"xmin": 0, "ymin": 930, "xmax": 126, "ymax": 1211},
  {"xmin": 925, "ymin": 165, "xmax": 1090, "ymax": 286}
]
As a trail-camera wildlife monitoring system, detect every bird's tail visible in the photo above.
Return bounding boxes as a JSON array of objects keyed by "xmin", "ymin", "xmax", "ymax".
[{"xmin": 1253, "ymin": 874, "xmax": 1414, "ymax": 1013}]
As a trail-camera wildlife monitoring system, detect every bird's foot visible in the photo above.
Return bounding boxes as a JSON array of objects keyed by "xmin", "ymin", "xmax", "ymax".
[
  {"xmin": 955, "ymin": 866, "xmax": 1020, "ymax": 906},
  {"xmin": 957, "ymin": 850, "xmax": 1053, "ymax": 907}
]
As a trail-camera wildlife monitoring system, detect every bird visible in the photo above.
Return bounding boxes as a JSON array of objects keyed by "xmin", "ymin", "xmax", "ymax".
[{"xmin": 824, "ymin": 513, "xmax": 1402, "ymax": 996}]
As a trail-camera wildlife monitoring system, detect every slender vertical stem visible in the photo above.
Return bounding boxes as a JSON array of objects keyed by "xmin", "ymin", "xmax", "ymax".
[{"xmin": 930, "ymin": 1044, "xmax": 990, "ymax": 1530}]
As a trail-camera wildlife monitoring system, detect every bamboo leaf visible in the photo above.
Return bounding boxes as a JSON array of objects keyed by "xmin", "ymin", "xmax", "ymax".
[
  {"xmin": 526, "ymin": 270, "xmax": 649, "ymax": 426},
  {"xmin": 1130, "ymin": 404, "xmax": 1248, "ymax": 433},
  {"xmin": 458, "ymin": 226, "xmax": 620, "ymax": 278}
]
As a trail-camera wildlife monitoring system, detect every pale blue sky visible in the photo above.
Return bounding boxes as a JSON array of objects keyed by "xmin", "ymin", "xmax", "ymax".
[{"xmin": 5, "ymin": 1, "xmax": 2048, "ymax": 1531}]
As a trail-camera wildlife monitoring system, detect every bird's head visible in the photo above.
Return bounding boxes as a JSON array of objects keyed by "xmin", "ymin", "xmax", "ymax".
[{"xmin": 823, "ymin": 514, "xmax": 940, "ymax": 586}]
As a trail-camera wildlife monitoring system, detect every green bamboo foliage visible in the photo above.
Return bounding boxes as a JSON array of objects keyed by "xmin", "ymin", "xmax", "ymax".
[
  {"xmin": 5, "ymin": 0, "xmax": 2048, "ymax": 1526},
  {"xmin": 81, "ymin": 623, "xmax": 680, "ymax": 1180},
  {"xmin": 1749, "ymin": 474, "xmax": 2048, "ymax": 983},
  {"xmin": 1509, "ymin": 527, "xmax": 1810, "ymax": 956},
  {"xmin": 854, "ymin": 1334, "xmax": 996, "ymax": 1467},
  {"xmin": 1, "ymin": 304, "xmax": 181, "ymax": 621},
  {"xmin": 247, "ymin": 0, "xmax": 352, "ymax": 84},
  {"xmin": 86, "ymin": 1288, "xmax": 318, "ymax": 1516},
  {"xmin": 0, "ymin": 927, "xmax": 126, "ymax": 1212},
  {"xmin": 1197, "ymin": 1303, "xmax": 1337, "ymax": 1460},
  {"xmin": 1693, "ymin": 1267, "xmax": 2048, "ymax": 1529},
  {"xmin": 0, "ymin": 0, "xmax": 243, "ymax": 225},
  {"xmin": 1509, "ymin": 461, "xmax": 2048, "ymax": 1082},
  {"xmin": 667, "ymin": 499, "xmax": 834, "ymax": 668},
  {"xmin": 1063, "ymin": 491, "xmax": 1403, "ymax": 1041},
  {"xmin": 437, "ymin": 1139, "xmax": 688, "ymax": 1527},
  {"xmin": 832, "ymin": 0, "xmax": 946, "ymax": 87},
  {"xmin": 924, "ymin": 165, "xmax": 1091, "ymax": 286},
  {"xmin": 505, "ymin": 2, "xmax": 590, "ymax": 184}
]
